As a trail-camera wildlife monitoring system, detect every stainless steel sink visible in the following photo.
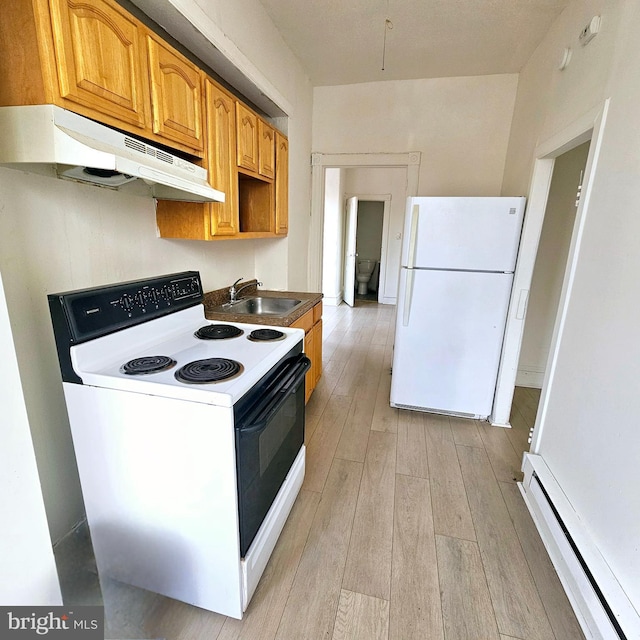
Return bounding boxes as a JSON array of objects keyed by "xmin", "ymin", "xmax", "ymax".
[{"xmin": 214, "ymin": 296, "xmax": 304, "ymax": 316}]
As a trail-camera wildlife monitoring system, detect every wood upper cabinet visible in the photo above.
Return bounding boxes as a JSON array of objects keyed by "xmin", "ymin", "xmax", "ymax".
[
  {"xmin": 258, "ymin": 120, "xmax": 275, "ymax": 179},
  {"xmin": 0, "ymin": 0, "xmax": 206, "ymax": 155},
  {"xmin": 0, "ymin": 0, "xmax": 291, "ymax": 240},
  {"xmin": 47, "ymin": 0, "xmax": 150, "ymax": 129},
  {"xmin": 274, "ymin": 131, "xmax": 289, "ymax": 235},
  {"xmin": 206, "ymin": 81, "xmax": 238, "ymax": 237},
  {"xmin": 237, "ymin": 107, "xmax": 275, "ymax": 179},
  {"xmin": 155, "ymin": 79, "xmax": 238, "ymax": 240},
  {"xmin": 236, "ymin": 103, "xmax": 258, "ymax": 173},
  {"xmin": 146, "ymin": 34, "xmax": 204, "ymax": 154}
]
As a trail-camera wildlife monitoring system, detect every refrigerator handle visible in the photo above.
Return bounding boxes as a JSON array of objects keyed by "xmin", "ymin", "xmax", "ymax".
[
  {"xmin": 407, "ymin": 204, "xmax": 420, "ymax": 268},
  {"xmin": 402, "ymin": 269, "xmax": 415, "ymax": 326}
]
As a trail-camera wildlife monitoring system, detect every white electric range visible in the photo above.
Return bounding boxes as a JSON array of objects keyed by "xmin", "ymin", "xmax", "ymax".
[{"xmin": 48, "ymin": 271, "xmax": 309, "ymax": 618}]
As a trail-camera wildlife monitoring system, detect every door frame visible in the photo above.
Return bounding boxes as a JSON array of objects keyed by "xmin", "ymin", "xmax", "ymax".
[
  {"xmin": 308, "ymin": 152, "xmax": 421, "ymax": 292},
  {"xmin": 490, "ymin": 100, "xmax": 610, "ymax": 428},
  {"xmin": 343, "ymin": 196, "xmax": 358, "ymax": 307},
  {"xmin": 344, "ymin": 193, "xmax": 392, "ymax": 304}
]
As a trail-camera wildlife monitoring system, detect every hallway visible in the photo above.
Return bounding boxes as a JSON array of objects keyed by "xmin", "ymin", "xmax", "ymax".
[{"xmin": 58, "ymin": 301, "xmax": 584, "ymax": 639}]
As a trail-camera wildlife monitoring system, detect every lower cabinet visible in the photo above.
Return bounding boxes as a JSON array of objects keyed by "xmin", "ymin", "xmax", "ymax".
[{"xmin": 291, "ymin": 302, "xmax": 323, "ymax": 403}]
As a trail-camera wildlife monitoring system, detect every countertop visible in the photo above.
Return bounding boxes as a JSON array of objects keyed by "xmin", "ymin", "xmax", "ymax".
[{"xmin": 203, "ymin": 281, "xmax": 323, "ymax": 327}]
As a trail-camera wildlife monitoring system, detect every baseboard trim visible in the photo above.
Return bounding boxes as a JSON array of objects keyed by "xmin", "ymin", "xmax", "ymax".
[
  {"xmin": 323, "ymin": 295, "xmax": 343, "ymax": 306},
  {"xmin": 521, "ymin": 453, "xmax": 639, "ymax": 639},
  {"xmin": 516, "ymin": 366, "xmax": 545, "ymax": 388}
]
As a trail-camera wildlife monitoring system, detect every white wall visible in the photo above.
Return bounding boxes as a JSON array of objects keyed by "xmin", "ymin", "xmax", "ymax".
[
  {"xmin": 176, "ymin": 0, "xmax": 314, "ymax": 292},
  {"xmin": 501, "ymin": 1, "xmax": 621, "ymax": 196},
  {"xmin": 504, "ymin": 0, "xmax": 640, "ymax": 614},
  {"xmin": 322, "ymin": 168, "xmax": 344, "ymax": 304},
  {"xmin": 1, "ymin": 0, "xmax": 313, "ymax": 545},
  {"xmin": 313, "ymin": 74, "xmax": 519, "ymax": 196},
  {"xmin": 0, "ymin": 273, "xmax": 62, "ymax": 605},
  {"xmin": 518, "ymin": 141, "xmax": 590, "ymax": 387}
]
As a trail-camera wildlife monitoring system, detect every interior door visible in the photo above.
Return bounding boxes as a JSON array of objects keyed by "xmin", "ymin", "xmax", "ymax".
[{"xmin": 343, "ymin": 196, "xmax": 358, "ymax": 307}]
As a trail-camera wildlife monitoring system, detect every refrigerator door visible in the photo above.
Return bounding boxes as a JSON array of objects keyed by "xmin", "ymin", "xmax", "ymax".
[
  {"xmin": 391, "ymin": 267, "xmax": 514, "ymax": 418},
  {"xmin": 401, "ymin": 197, "xmax": 525, "ymax": 272}
]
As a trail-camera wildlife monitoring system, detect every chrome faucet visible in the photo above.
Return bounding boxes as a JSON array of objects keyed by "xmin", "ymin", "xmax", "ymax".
[{"xmin": 229, "ymin": 278, "xmax": 262, "ymax": 303}]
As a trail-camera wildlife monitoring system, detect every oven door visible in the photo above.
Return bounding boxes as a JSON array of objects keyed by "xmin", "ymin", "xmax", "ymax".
[{"xmin": 234, "ymin": 348, "xmax": 311, "ymax": 557}]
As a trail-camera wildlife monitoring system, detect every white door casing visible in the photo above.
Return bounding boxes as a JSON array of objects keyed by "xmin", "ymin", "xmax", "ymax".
[
  {"xmin": 343, "ymin": 196, "xmax": 358, "ymax": 307},
  {"xmin": 308, "ymin": 152, "xmax": 421, "ymax": 293},
  {"xmin": 490, "ymin": 101, "xmax": 608, "ymax": 428}
]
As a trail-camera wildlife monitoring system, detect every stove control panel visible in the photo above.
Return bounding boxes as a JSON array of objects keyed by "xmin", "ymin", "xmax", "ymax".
[{"xmin": 49, "ymin": 271, "xmax": 203, "ymax": 344}]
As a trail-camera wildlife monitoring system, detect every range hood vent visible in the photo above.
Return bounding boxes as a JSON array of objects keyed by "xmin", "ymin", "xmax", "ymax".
[{"xmin": 0, "ymin": 105, "xmax": 225, "ymax": 203}]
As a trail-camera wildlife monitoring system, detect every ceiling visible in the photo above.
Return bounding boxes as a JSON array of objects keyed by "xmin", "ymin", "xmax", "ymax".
[{"xmin": 257, "ymin": 0, "xmax": 570, "ymax": 86}]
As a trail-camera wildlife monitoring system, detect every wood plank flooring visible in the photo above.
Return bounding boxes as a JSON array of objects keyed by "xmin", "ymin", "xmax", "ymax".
[{"xmin": 64, "ymin": 301, "xmax": 584, "ymax": 640}]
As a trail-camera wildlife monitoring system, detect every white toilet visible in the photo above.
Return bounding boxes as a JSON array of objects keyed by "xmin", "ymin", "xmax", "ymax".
[{"xmin": 356, "ymin": 259, "xmax": 377, "ymax": 295}]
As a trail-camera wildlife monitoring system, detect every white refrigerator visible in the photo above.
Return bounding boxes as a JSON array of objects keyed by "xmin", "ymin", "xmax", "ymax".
[{"xmin": 390, "ymin": 196, "xmax": 526, "ymax": 419}]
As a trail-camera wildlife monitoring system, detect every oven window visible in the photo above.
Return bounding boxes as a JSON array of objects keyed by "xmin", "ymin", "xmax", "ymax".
[{"xmin": 260, "ymin": 394, "xmax": 297, "ymax": 476}]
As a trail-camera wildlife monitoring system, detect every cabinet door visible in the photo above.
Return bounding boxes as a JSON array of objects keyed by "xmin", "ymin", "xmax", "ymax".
[
  {"xmin": 313, "ymin": 319, "xmax": 323, "ymax": 384},
  {"xmin": 49, "ymin": 0, "xmax": 149, "ymax": 128},
  {"xmin": 236, "ymin": 103, "xmax": 258, "ymax": 172},
  {"xmin": 258, "ymin": 119, "xmax": 275, "ymax": 178},
  {"xmin": 275, "ymin": 132, "xmax": 289, "ymax": 235},
  {"xmin": 206, "ymin": 81, "xmax": 238, "ymax": 236},
  {"xmin": 304, "ymin": 326, "xmax": 316, "ymax": 404},
  {"xmin": 146, "ymin": 34, "xmax": 203, "ymax": 154}
]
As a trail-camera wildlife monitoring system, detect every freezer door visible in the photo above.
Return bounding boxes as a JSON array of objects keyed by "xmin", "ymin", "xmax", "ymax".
[
  {"xmin": 391, "ymin": 268, "xmax": 514, "ymax": 418},
  {"xmin": 401, "ymin": 197, "xmax": 525, "ymax": 272}
]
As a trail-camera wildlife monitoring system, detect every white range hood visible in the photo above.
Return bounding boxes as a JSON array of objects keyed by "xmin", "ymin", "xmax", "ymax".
[{"xmin": 0, "ymin": 105, "xmax": 224, "ymax": 203}]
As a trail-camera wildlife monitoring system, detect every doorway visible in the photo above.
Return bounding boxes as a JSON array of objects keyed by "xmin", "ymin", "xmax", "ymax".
[
  {"xmin": 355, "ymin": 200, "xmax": 384, "ymax": 302},
  {"xmin": 308, "ymin": 152, "xmax": 421, "ymax": 295},
  {"xmin": 319, "ymin": 162, "xmax": 414, "ymax": 307},
  {"xmin": 491, "ymin": 100, "xmax": 610, "ymax": 428},
  {"xmin": 516, "ymin": 141, "xmax": 591, "ymax": 390},
  {"xmin": 342, "ymin": 196, "xmax": 389, "ymax": 306}
]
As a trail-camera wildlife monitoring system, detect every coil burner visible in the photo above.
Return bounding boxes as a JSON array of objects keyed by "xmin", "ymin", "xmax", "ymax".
[
  {"xmin": 175, "ymin": 358, "xmax": 244, "ymax": 384},
  {"xmin": 121, "ymin": 355, "xmax": 176, "ymax": 375},
  {"xmin": 195, "ymin": 324, "xmax": 244, "ymax": 340},
  {"xmin": 247, "ymin": 328, "xmax": 286, "ymax": 342}
]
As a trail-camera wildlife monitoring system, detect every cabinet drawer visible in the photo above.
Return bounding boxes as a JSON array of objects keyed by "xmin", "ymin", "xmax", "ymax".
[
  {"xmin": 313, "ymin": 301, "xmax": 323, "ymax": 324},
  {"xmin": 292, "ymin": 308, "xmax": 313, "ymax": 334}
]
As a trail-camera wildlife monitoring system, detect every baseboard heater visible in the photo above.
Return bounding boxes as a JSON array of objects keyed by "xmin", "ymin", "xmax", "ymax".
[{"xmin": 520, "ymin": 454, "xmax": 639, "ymax": 640}]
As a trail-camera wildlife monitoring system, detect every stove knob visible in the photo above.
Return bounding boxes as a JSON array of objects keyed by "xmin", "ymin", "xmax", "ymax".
[{"xmin": 120, "ymin": 294, "xmax": 134, "ymax": 311}]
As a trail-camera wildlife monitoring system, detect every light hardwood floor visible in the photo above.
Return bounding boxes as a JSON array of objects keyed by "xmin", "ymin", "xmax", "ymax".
[{"xmin": 58, "ymin": 301, "xmax": 585, "ymax": 640}]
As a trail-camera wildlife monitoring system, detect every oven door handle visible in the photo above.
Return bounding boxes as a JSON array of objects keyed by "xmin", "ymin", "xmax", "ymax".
[{"xmin": 238, "ymin": 356, "xmax": 310, "ymax": 436}]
